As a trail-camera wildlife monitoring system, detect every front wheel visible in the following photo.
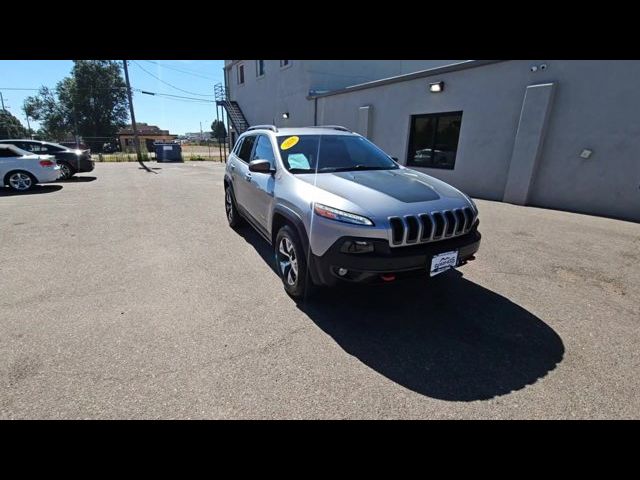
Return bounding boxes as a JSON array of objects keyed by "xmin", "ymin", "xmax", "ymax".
[
  {"xmin": 6, "ymin": 171, "xmax": 36, "ymax": 192},
  {"xmin": 275, "ymin": 225, "xmax": 313, "ymax": 300}
]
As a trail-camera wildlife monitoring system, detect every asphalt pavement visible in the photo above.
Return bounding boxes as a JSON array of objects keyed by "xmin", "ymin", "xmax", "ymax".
[{"xmin": 1, "ymin": 162, "xmax": 638, "ymax": 419}]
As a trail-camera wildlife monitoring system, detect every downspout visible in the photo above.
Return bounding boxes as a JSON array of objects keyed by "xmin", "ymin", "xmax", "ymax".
[{"xmin": 314, "ymin": 97, "xmax": 317, "ymax": 126}]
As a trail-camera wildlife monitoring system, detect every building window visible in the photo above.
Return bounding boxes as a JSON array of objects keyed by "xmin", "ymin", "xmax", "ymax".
[
  {"xmin": 237, "ymin": 64, "xmax": 245, "ymax": 84},
  {"xmin": 406, "ymin": 111, "xmax": 463, "ymax": 170},
  {"xmin": 256, "ymin": 60, "xmax": 265, "ymax": 77},
  {"xmin": 280, "ymin": 60, "xmax": 290, "ymax": 68}
]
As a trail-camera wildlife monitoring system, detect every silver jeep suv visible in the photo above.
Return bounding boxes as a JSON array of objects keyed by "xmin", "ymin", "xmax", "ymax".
[{"xmin": 224, "ymin": 125, "xmax": 481, "ymax": 299}]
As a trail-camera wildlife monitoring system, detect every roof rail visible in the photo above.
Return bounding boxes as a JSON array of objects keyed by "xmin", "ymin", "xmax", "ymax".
[
  {"xmin": 246, "ymin": 125, "xmax": 278, "ymax": 133},
  {"xmin": 311, "ymin": 125, "xmax": 351, "ymax": 132}
]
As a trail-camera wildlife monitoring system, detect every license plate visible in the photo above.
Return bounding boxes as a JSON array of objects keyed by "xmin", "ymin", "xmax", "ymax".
[{"xmin": 430, "ymin": 250, "xmax": 458, "ymax": 277}]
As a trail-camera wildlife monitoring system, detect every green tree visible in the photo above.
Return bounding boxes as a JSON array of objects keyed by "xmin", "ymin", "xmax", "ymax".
[
  {"xmin": 211, "ymin": 119, "xmax": 227, "ymax": 142},
  {"xmin": 0, "ymin": 109, "xmax": 27, "ymax": 139},
  {"xmin": 23, "ymin": 86, "xmax": 71, "ymax": 141},
  {"xmin": 24, "ymin": 60, "xmax": 129, "ymax": 150}
]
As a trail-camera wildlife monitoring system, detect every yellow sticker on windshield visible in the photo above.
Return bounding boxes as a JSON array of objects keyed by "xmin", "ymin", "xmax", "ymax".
[{"xmin": 280, "ymin": 136, "xmax": 299, "ymax": 150}]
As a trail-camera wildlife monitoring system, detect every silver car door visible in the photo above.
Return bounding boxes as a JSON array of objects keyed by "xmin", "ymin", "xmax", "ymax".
[{"xmin": 245, "ymin": 134, "xmax": 276, "ymax": 229}]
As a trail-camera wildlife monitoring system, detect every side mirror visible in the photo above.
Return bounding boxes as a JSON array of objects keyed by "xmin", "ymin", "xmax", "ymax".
[
  {"xmin": 249, "ymin": 159, "xmax": 274, "ymax": 173},
  {"xmin": 391, "ymin": 156, "xmax": 399, "ymax": 163}
]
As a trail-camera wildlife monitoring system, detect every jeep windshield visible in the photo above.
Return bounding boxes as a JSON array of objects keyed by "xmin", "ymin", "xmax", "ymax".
[{"xmin": 277, "ymin": 134, "xmax": 399, "ymax": 173}]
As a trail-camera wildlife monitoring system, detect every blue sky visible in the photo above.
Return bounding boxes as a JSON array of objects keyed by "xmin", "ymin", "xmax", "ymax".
[{"xmin": 0, "ymin": 60, "xmax": 225, "ymax": 135}]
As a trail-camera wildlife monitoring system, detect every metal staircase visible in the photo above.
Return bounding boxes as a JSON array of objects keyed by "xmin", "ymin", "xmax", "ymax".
[{"xmin": 214, "ymin": 83, "xmax": 249, "ymax": 134}]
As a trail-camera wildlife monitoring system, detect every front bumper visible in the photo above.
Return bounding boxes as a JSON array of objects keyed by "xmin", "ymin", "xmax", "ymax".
[{"xmin": 308, "ymin": 228, "xmax": 481, "ymax": 286}]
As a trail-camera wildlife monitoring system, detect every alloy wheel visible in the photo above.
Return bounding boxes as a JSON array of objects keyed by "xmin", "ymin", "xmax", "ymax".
[
  {"xmin": 278, "ymin": 237, "xmax": 298, "ymax": 286},
  {"xmin": 225, "ymin": 189, "xmax": 234, "ymax": 222},
  {"xmin": 9, "ymin": 172, "xmax": 33, "ymax": 191},
  {"xmin": 59, "ymin": 163, "xmax": 72, "ymax": 180}
]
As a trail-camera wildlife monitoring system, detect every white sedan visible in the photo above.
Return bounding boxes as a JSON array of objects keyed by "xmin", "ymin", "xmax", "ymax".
[{"xmin": 0, "ymin": 144, "xmax": 61, "ymax": 192}]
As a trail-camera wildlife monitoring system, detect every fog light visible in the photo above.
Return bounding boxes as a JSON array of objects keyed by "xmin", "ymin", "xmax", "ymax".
[
  {"xmin": 338, "ymin": 268, "xmax": 348, "ymax": 276},
  {"xmin": 340, "ymin": 240, "xmax": 374, "ymax": 254}
]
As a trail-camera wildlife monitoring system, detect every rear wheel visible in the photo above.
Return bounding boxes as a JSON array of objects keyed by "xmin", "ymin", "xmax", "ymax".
[
  {"xmin": 275, "ymin": 225, "xmax": 313, "ymax": 300},
  {"xmin": 58, "ymin": 162, "xmax": 75, "ymax": 180},
  {"xmin": 224, "ymin": 186, "xmax": 243, "ymax": 228},
  {"xmin": 6, "ymin": 171, "xmax": 36, "ymax": 192}
]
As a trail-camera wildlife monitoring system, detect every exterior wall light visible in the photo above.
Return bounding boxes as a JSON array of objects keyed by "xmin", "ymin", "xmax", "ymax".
[
  {"xmin": 429, "ymin": 81, "xmax": 444, "ymax": 93},
  {"xmin": 282, "ymin": 112, "xmax": 290, "ymax": 119}
]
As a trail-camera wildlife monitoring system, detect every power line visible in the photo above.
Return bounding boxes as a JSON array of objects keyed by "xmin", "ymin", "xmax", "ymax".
[
  {"xmin": 131, "ymin": 61, "xmax": 215, "ymax": 97},
  {"xmin": 135, "ymin": 89, "xmax": 215, "ymax": 104},
  {"xmin": 143, "ymin": 60, "xmax": 218, "ymax": 81}
]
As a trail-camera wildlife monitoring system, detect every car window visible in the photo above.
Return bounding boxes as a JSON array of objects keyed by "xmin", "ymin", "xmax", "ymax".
[
  {"xmin": 5, "ymin": 141, "xmax": 27, "ymax": 151},
  {"xmin": 42, "ymin": 144, "xmax": 65, "ymax": 153},
  {"xmin": 232, "ymin": 137, "xmax": 244, "ymax": 156},
  {"xmin": 20, "ymin": 142, "xmax": 43, "ymax": 153},
  {"xmin": 276, "ymin": 134, "xmax": 398, "ymax": 173},
  {"xmin": 251, "ymin": 135, "xmax": 276, "ymax": 165},
  {"xmin": 0, "ymin": 148, "xmax": 17, "ymax": 157},
  {"xmin": 237, "ymin": 135, "xmax": 256, "ymax": 163}
]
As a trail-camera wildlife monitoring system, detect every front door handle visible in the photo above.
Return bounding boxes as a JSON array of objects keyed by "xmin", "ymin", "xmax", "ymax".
[
  {"xmin": 230, "ymin": 163, "xmax": 236, "ymax": 171},
  {"xmin": 244, "ymin": 173, "xmax": 252, "ymax": 182}
]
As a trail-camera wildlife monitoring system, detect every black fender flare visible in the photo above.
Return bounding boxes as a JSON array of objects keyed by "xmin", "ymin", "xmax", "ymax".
[{"xmin": 271, "ymin": 205, "xmax": 321, "ymax": 285}]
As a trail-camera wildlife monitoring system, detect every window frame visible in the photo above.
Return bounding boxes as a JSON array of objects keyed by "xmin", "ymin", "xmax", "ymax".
[
  {"xmin": 279, "ymin": 60, "xmax": 291, "ymax": 70},
  {"xmin": 237, "ymin": 63, "xmax": 245, "ymax": 85},
  {"xmin": 256, "ymin": 60, "xmax": 265, "ymax": 78},
  {"xmin": 406, "ymin": 111, "xmax": 463, "ymax": 170}
]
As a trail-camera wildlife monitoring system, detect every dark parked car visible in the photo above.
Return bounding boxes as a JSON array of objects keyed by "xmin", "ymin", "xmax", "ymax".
[
  {"xmin": 59, "ymin": 141, "xmax": 89, "ymax": 150},
  {"xmin": 0, "ymin": 139, "xmax": 94, "ymax": 180}
]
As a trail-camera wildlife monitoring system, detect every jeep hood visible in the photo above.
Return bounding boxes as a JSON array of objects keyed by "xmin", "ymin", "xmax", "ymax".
[{"xmin": 296, "ymin": 168, "xmax": 465, "ymax": 205}]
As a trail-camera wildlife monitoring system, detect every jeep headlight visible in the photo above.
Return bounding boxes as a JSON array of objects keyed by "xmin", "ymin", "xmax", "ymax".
[{"xmin": 313, "ymin": 203, "xmax": 374, "ymax": 226}]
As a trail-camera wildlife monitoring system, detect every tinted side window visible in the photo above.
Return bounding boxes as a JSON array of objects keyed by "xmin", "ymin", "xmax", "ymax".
[
  {"xmin": 233, "ymin": 137, "xmax": 244, "ymax": 156},
  {"xmin": 12, "ymin": 142, "xmax": 29, "ymax": 151},
  {"xmin": 43, "ymin": 144, "xmax": 64, "ymax": 153},
  {"xmin": 237, "ymin": 135, "xmax": 256, "ymax": 162},
  {"xmin": 0, "ymin": 149, "xmax": 17, "ymax": 157},
  {"xmin": 251, "ymin": 135, "xmax": 276, "ymax": 164},
  {"xmin": 21, "ymin": 142, "xmax": 43, "ymax": 153}
]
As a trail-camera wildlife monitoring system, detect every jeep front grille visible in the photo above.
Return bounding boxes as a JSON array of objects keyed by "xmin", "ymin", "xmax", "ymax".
[{"xmin": 388, "ymin": 207, "xmax": 476, "ymax": 246}]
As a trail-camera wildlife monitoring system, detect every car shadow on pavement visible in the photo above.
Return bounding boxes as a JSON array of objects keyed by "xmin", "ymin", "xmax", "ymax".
[
  {"xmin": 235, "ymin": 224, "xmax": 565, "ymax": 402},
  {"xmin": 57, "ymin": 176, "xmax": 97, "ymax": 183},
  {"xmin": 0, "ymin": 185, "xmax": 63, "ymax": 197}
]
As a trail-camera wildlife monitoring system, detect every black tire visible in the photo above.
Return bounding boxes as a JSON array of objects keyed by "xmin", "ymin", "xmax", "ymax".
[
  {"xmin": 58, "ymin": 162, "xmax": 75, "ymax": 180},
  {"xmin": 5, "ymin": 171, "xmax": 36, "ymax": 192},
  {"xmin": 275, "ymin": 225, "xmax": 313, "ymax": 300},
  {"xmin": 224, "ymin": 185, "xmax": 244, "ymax": 229}
]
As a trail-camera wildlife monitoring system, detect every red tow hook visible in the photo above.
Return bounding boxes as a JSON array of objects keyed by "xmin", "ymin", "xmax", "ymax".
[{"xmin": 380, "ymin": 274, "xmax": 396, "ymax": 282}]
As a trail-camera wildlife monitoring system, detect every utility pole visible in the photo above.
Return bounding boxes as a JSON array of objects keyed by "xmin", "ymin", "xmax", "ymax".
[
  {"xmin": 122, "ymin": 60, "xmax": 151, "ymax": 172},
  {"xmin": 1, "ymin": 92, "xmax": 10, "ymax": 138},
  {"xmin": 25, "ymin": 114, "xmax": 32, "ymax": 139}
]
